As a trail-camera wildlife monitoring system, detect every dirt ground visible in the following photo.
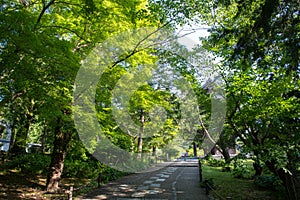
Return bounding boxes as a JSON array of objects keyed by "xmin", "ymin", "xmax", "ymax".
[{"xmin": 0, "ymin": 168, "xmax": 93, "ymax": 200}]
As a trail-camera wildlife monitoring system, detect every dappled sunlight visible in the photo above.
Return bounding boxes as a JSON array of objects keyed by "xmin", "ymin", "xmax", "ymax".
[{"xmin": 0, "ymin": 171, "xmax": 47, "ymax": 199}]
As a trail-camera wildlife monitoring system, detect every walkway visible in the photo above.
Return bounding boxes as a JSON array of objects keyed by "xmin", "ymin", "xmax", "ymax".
[{"xmin": 81, "ymin": 160, "xmax": 209, "ymax": 200}]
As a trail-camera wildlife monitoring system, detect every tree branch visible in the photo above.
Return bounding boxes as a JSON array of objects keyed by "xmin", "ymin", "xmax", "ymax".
[
  {"xmin": 196, "ymin": 103, "xmax": 216, "ymax": 145},
  {"xmin": 34, "ymin": 0, "xmax": 55, "ymax": 31},
  {"xmin": 40, "ymin": 25, "xmax": 91, "ymax": 43}
]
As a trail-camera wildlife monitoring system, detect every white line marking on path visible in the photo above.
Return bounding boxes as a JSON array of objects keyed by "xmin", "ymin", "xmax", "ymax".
[{"xmin": 172, "ymin": 168, "xmax": 185, "ymax": 200}]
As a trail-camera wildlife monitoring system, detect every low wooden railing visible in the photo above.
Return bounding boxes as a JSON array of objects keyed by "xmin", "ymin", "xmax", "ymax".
[{"xmin": 198, "ymin": 158, "xmax": 231, "ymax": 200}]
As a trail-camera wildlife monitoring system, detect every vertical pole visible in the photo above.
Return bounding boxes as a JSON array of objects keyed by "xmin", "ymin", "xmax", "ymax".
[
  {"xmin": 205, "ymin": 180, "xmax": 209, "ymax": 195},
  {"xmin": 198, "ymin": 159, "xmax": 202, "ymax": 182}
]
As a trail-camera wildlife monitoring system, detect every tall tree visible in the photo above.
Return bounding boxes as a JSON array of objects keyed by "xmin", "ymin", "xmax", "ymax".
[
  {"xmin": 203, "ymin": 0, "xmax": 300, "ymax": 198},
  {"xmin": 1, "ymin": 0, "xmax": 163, "ymax": 191}
]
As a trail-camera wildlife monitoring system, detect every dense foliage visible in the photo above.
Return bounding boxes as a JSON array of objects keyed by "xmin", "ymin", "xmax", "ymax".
[
  {"xmin": 0, "ymin": 0, "xmax": 298, "ymax": 199},
  {"xmin": 202, "ymin": 0, "xmax": 299, "ymax": 198}
]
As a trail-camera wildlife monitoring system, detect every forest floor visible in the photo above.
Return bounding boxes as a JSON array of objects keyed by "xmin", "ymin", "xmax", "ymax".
[
  {"xmin": 0, "ymin": 169, "xmax": 94, "ymax": 200},
  {"xmin": 0, "ymin": 150, "xmax": 98, "ymax": 200},
  {"xmin": 0, "ymin": 169, "xmax": 48, "ymax": 200}
]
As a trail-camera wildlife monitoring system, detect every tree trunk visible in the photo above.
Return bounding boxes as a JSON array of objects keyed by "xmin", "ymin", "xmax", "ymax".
[
  {"xmin": 41, "ymin": 123, "xmax": 47, "ymax": 154},
  {"xmin": 46, "ymin": 118, "xmax": 71, "ymax": 192},
  {"xmin": 8, "ymin": 123, "xmax": 15, "ymax": 152},
  {"xmin": 10, "ymin": 114, "xmax": 32, "ymax": 154},
  {"xmin": 210, "ymin": 145, "xmax": 218, "ymax": 155},
  {"xmin": 277, "ymin": 168, "xmax": 298, "ymax": 200},
  {"xmin": 152, "ymin": 146, "xmax": 156, "ymax": 156},
  {"xmin": 219, "ymin": 146, "xmax": 230, "ymax": 163},
  {"xmin": 46, "ymin": 147, "xmax": 65, "ymax": 192},
  {"xmin": 253, "ymin": 162, "xmax": 263, "ymax": 176},
  {"xmin": 266, "ymin": 160, "xmax": 299, "ymax": 200},
  {"xmin": 193, "ymin": 142, "xmax": 197, "ymax": 157},
  {"xmin": 253, "ymin": 151, "xmax": 262, "ymax": 176},
  {"xmin": 137, "ymin": 109, "xmax": 144, "ymax": 159},
  {"xmin": 137, "ymin": 133, "xmax": 143, "ymax": 159},
  {"xmin": 0, "ymin": 125, "xmax": 4, "ymax": 138},
  {"xmin": 10, "ymin": 128, "xmax": 27, "ymax": 154}
]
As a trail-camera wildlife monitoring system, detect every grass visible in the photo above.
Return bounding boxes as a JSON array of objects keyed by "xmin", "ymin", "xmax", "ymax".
[{"xmin": 201, "ymin": 164, "xmax": 285, "ymax": 200}]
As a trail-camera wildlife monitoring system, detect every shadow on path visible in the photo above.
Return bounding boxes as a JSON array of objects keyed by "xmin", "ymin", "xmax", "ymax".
[{"xmin": 81, "ymin": 160, "xmax": 209, "ymax": 200}]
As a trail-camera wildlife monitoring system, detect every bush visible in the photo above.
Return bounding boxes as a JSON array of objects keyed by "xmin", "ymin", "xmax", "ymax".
[
  {"xmin": 203, "ymin": 155, "xmax": 225, "ymax": 167},
  {"xmin": 101, "ymin": 167, "xmax": 128, "ymax": 182},
  {"xmin": 232, "ymin": 159, "xmax": 252, "ymax": 179},
  {"xmin": 63, "ymin": 158, "xmax": 101, "ymax": 178},
  {"xmin": 63, "ymin": 156, "xmax": 128, "ymax": 181},
  {"xmin": 5, "ymin": 153, "xmax": 50, "ymax": 174},
  {"xmin": 254, "ymin": 175, "xmax": 284, "ymax": 191},
  {"xmin": 3, "ymin": 150, "xmax": 127, "ymax": 183},
  {"xmin": 62, "ymin": 142, "xmax": 128, "ymax": 181}
]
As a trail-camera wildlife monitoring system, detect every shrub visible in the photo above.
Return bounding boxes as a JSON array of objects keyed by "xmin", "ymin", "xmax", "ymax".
[
  {"xmin": 63, "ymin": 156, "xmax": 128, "ymax": 181},
  {"xmin": 5, "ymin": 153, "xmax": 50, "ymax": 174},
  {"xmin": 203, "ymin": 155, "xmax": 225, "ymax": 167},
  {"xmin": 254, "ymin": 175, "xmax": 284, "ymax": 191},
  {"xmin": 101, "ymin": 167, "xmax": 128, "ymax": 182},
  {"xmin": 232, "ymin": 159, "xmax": 252, "ymax": 179},
  {"xmin": 63, "ymin": 159, "xmax": 99, "ymax": 178}
]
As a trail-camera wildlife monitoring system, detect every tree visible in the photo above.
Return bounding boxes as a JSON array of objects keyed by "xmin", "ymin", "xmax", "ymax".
[
  {"xmin": 41, "ymin": 0, "xmax": 160, "ymax": 191},
  {"xmin": 0, "ymin": 0, "xmax": 235, "ymax": 193},
  {"xmin": 1, "ymin": 0, "xmax": 163, "ymax": 191},
  {"xmin": 203, "ymin": 0, "xmax": 300, "ymax": 198}
]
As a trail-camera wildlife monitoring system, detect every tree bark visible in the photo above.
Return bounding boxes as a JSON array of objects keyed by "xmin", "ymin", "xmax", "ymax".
[
  {"xmin": 152, "ymin": 146, "xmax": 156, "ymax": 156},
  {"xmin": 193, "ymin": 142, "xmax": 197, "ymax": 157},
  {"xmin": 253, "ymin": 162, "xmax": 263, "ymax": 176},
  {"xmin": 137, "ymin": 134, "xmax": 143, "ymax": 159},
  {"xmin": 265, "ymin": 160, "xmax": 299, "ymax": 200},
  {"xmin": 137, "ymin": 109, "xmax": 144, "ymax": 159},
  {"xmin": 220, "ymin": 146, "xmax": 230, "ymax": 163},
  {"xmin": 41, "ymin": 123, "xmax": 47, "ymax": 154},
  {"xmin": 46, "ymin": 117, "xmax": 71, "ymax": 192},
  {"xmin": 8, "ymin": 123, "xmax": 15, "ymax": 152},
  {"xmin": 253, "ymin": 150, "xmax": 262, "ymax": 176},
  {"xmin": 277, "ymin": 168, "xmax": 298, "ymax": 200},
  {"xmin": 0, "ymin": 125, "xmax": 4, "ymax": 138},
  {"xmin": 210, "ymin": 145, "xmax": 218, "ymax": 155}
]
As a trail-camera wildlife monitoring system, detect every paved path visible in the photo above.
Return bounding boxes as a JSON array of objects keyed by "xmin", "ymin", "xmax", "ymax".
[{"xmin": 81, "ymin": 160, "xmax": 209, "ymax": 200}]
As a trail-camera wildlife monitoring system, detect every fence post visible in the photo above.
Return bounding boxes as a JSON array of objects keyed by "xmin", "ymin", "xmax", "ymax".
[
  {"xmin": 68, "ymin": 186, "xmax": 73, "ymax": 200},
  {"xmin": 205, "ymin": 179, "xmax": 209, "ymax": 195},
  {"xmin": 98, "ymin": 172, "xmax": 102, "ymax": 188},
  {"xmin": 198, "ymin": 159, "xmax": 202, "ymax": 182}
]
